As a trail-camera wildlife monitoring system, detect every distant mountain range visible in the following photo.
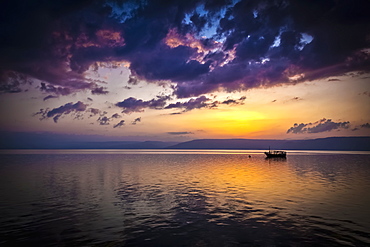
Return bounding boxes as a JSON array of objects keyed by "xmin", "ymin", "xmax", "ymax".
[
  {"xmin": 167, "ymin": 137, "xmax": 370, "ymax": 151},
  {"xmin": 1, "ymin": 133, "xmax": 369, "ymax": 150},
  {"xmin": 0, "ymin": 139, "xmax": 178, "ymax": 150}
]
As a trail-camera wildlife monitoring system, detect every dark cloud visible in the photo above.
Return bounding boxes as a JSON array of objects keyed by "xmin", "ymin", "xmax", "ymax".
[
  {"xmin": 165, "ymin": 96, "xmax": 210, "ymax": 111},
  {"xmin": 115, "ymin": 95, "xmax": 226, "ymax": 115},
  {"xmin": 116, "ymin": 95, "xmax": 170, "ymax": 114},
  {"xmin": 40, "ymin": 83, "xmax": 71, "ymax": 96},
  {"xmin": 131, "ymin": 117, "xmax": 141, "ymax": 125},
  {"xmin": 113, "ymin": 120, "xmax": 125, "ymax": 128},
  {"xmin": 0, "ymin": 0, "xmax": 116, "ymax": 95},
  {"xmin": 220, "ymin": 96, "xmax": 246, "ymax": 105},
  {"xmin": 34, "ymin": 103, "xmax": 115, "ymax": 124},
  {"xmin": 165, "ymin": 95, "xmax": 246, "ymax": 112},
  {"xmin": 287, "ymin": 118, "xmax": 350, "ymax": 134},
  {"xmin": 129, "ymin": 44, "xmax": 211, "ymax": 82},
  {"xmin": 287, "ymin": 123, "xmax": 306, "ymax": 134},
  {"xmin": 115, "ymin": 97, "xmax": 148, "ymax": 113},
  {"xmin": 91, "ymin": 86, "xmax": 109, "ymax": 95},
  {"xmin": 1, "ymin": 0, "xmax": 369, "ymax": 98},
  {"xmin": 127, "ymin": 75, "xmax": 138, "ymax": 85},
  {"xmin": 97, "ymin": 116, "xmax": 110, "ymax": 125},
  {"xmin": 33, "ymin": 108, "xmax": 48, "ymax": 119},
  {"xmin": 36, "ymin": 101, "xmax": 88, "ymax": 123},
  {"xmin": 0, "ymin": 81, "xmax": 22, "ymax": 94},
  {"xmin": 88, "ymin": 108, "xmax": 100, "ymax": 116},
  {"xmin": 167, "ymin": 132, "xmax": 193, "ymax": 135},
  {"xmin": 94, "ymin": 112, "xmax": 127, "ymax": 127}
]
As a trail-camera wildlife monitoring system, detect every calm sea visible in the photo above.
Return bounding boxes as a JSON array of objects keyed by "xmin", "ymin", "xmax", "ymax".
[{"xmin": 0, "ymin": 150, "xmax": 370, "ymax": 246}]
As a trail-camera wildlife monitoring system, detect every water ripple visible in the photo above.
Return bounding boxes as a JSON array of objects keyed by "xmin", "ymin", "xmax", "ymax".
[{"xmin": 0, "ymin": 152, "xmax": 370, "ymax": 246}]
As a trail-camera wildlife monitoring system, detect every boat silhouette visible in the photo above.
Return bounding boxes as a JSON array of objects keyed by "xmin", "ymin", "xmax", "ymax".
[{"xmin": 264, "ymin": 147, "xmax": 286, "ymax": 158}]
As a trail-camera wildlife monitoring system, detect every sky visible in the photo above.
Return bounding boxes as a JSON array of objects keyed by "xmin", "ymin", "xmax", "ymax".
[{"xmin": 0, "ymin": 0, "xmax": 370, "ymax": 143}]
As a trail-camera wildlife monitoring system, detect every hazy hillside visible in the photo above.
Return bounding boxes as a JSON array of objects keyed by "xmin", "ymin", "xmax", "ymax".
[
  {"xmin": 0, "ymin": 132, "xmax": 179, "ymax": 149},
  {"xmin": 1, "ymin": 131, "xmax": 369, "ymax": 150},
  {"xmin": 167, "ymin": 137, "xmax": 370, "ymax": 151}
]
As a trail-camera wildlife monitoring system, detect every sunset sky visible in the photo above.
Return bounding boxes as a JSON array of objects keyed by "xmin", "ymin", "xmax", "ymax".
[{"xmin": 0, "ymin": 0, "xmax": 369, "ymax": 143}]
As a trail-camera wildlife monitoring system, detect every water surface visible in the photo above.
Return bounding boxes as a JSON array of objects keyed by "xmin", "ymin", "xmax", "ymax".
[{"xmin": 1, "ymin": 150, "xmax": 369, "ymax": 246}]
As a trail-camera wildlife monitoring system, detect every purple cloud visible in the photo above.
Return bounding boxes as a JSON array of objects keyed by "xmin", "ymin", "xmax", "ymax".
[
  {"xmin": 129, "ymin": 45, "xmax": 211, "ymax": 82},
  {"xmin": 287, "ymin": 123, "xmax": 307, "ymax": 134},
  {"xmin": 164, "ymin": 95, "xmax": 246, "ymax": 112},
  {"xmin": 0, "ymin": 71, "xmax": 29, "ymax": 93},
  {"xmin": 220, "ymin": 96, "xmax": 246, "ymax": 105},
  {"xmin": 116, "ymin": 96, "xmax": 170, "ymax": 114},
  {"xmin": 165, "ymin": 96, "xmax": 210, "ymax": 111},
  {"xmin": 39, "ymin": 101, "xmax": 88, "ymax": 123},
  {"xmin": 40, "ymin": 83, "xmax": 71, "ymax": 96},
  {"xmin": 91, "ymin": 87, "xmax": 109, "ymax": 95},
  {"xmin": 0, "ymin": 0, "xmax": 369, "ymax": 98},
  {"xmin": 86, "ymin": 108, "xmax": 101, "ymax": 118},
  {"xmin": 287, "ymin": 118, "xmax": 350, "ymax": 134},
  {"xmin": 97, "ymin": 116, "xmax": 110, "ymax": 125}
]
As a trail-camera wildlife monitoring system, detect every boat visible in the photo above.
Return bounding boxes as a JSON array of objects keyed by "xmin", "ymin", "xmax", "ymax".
[{"xmin": 264, "ymin": 147, "xmax": 286, "ymax": 158}]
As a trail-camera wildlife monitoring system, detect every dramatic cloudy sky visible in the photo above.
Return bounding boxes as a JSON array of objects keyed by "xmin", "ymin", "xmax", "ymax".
[{"xmin": 0, "ymin": 0, "xmax": 369, "ymax": 142}]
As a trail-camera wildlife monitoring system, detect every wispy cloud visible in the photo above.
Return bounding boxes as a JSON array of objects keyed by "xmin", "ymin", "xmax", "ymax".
[
  {"xmin": 167, "ymin": 132, "xmax": 194, "ymax": 135},
  {"xmin": 43, "ymin": 95, "xmax": 58, "ymax": 101},
  {"xmin": 113, "ymin": 120, "xmax": 125, "ymax": 128},
  {"xmin": 111, "ymin": 113, "xmax": 122, "ymax": 119},
  {"xmin": 131, "ymin": 117, "xmax": 141, "ymax": 125}
]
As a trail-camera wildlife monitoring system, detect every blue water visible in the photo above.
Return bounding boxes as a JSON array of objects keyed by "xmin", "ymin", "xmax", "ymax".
[{"xmin": 0, "ymin": 150, "xmax": 370, "ymax": 246}]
